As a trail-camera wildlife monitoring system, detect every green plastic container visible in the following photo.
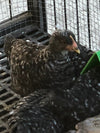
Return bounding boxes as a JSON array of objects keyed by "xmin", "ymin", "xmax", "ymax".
[{"xmin": 80, "ymin": 51, "xmax": 100, "ymax": 75}]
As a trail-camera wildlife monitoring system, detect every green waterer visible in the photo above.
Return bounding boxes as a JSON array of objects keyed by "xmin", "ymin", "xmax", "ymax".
[{"xmin": 80, "ymin": 51, "xmax": 100, "ymax": 75}]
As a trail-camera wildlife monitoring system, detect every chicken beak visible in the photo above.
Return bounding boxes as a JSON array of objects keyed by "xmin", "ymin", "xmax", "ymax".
[
  {"xmin": 73, "ymin": 47, "xmax": 80, "ymax": 54},
  {"xmin": 70, "ymin": 35, "xmax": 80, "ymax": 54}
]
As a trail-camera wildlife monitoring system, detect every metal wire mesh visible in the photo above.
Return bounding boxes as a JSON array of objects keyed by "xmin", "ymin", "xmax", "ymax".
[
  {"xmin": 78, "ymin": 0, "xmax": 89, "ymax": 48},
  {"xmin": 45, "ymin": 0, "xmax": 100, "ymax": 51},
  {"xmin": 0, "ymin": 0, "xmax": 28, "ymax": 23},
  {"xmin": 89, "ymin": 0, "xmax": 100, "ymax": 51},
  {"xmin": 0, "ymin": 0, "xmax": 99, "ymax": 51},
  {"xmin": 0, "ymin": 0, "xmax": 10, "ymax": 23},
  {"xmin": 0, "ymin": 0, "xmax": 39, "ymax": 48},
  {"xmin": 11, "ymin": 0, "xmax": 28, "ymax": 17}
]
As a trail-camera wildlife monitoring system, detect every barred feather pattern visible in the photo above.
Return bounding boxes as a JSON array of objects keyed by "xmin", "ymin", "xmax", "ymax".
[
  {"xmin": 8, "ymin": 89, "xmax": 64, "ymax": 133},
  {"xmin": 8, "ymin": 69, "xmax": 100, "ymax": 132},
  {"xmin": 4, "ymin": 34, "xmax": 93, "ymax": 96}
]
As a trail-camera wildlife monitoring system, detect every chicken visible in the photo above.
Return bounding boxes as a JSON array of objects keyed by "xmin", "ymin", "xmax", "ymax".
[
  {"xmin": 8, "ymin": 66, "xmax": 100, "ymax": 132},
  {"xmin": 8, "ymin": 89, "xmax": 64, "ymax": 133},
  {"xmin": 4, "ymin": 29, "xmax": 92, "ymax": 96},
  {"xmin": 66, "ymin": 130, "xmax": 76, "ymax": 133}
]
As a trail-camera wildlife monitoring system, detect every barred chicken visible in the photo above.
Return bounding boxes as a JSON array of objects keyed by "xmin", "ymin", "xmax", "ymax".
[
  {"xmin": 4, "ymin": 29, "xmax": 92, "ymax": 96},
  {"xmin": 8, "ymin": 66, "xmax": 100, "ymax": 132}
]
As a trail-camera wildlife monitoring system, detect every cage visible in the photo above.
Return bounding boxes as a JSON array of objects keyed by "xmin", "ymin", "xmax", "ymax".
[{"xmin": 0, "ymin": 0, "xmax": 100, "ymax": 132}]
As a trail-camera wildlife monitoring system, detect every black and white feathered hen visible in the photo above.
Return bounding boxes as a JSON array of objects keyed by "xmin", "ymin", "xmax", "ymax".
[
  {"xmin": 8, "ymin": 66, "xmax": 100, "ymax": 132},
  {"xmin": 4, "ymin": 29, "xmax": 92, "ymax": 96},
  {"xmin": 8, "ymin": 89, "xmax": 64, "ymax": 133}
]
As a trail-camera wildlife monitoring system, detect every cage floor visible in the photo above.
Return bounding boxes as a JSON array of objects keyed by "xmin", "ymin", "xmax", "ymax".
[{"xmin": 0, "ymin": 25, "xmax": 49, "ymax": 133}]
